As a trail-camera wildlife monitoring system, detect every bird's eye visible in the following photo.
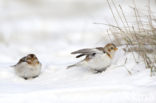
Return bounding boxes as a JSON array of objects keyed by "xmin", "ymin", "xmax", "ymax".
[
  {"xmin": 92, "ymin": 53, "xmax": 96, "ymax": 56},
  {"xmin": 111, "ymin": 47, "xmax": 114, "ymax": 49}
]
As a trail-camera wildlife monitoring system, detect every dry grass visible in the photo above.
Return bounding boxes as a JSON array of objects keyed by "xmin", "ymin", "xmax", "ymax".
[{"xmin": 105, "ymin": 0, "xmax": 156, "ymax": 76}]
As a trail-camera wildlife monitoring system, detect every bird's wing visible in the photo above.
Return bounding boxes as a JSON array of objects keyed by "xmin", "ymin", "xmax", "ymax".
[
  {"xmin": 12, "ymin": 57, "xmax": 26, "ymax": 67},
  {"xmin": 71, "ymin": 48, "xmax": 104, "ymax": 58},
  {"xmin": 71, "ymin": 48, "xmax": 95, "ymax": 54}
]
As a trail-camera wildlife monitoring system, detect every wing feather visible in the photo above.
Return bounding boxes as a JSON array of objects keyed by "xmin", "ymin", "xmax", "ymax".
[
  {"xmin": 71, "ymin": 48, "xmax": 104, "ymax": 58},
  {"xmin": 71, "ymin": 48, "xmax": 96, "ymax": 54}
]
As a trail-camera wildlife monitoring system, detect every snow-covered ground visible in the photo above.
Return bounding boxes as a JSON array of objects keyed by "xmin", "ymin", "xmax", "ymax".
[{"xmin": 0, "ymin": 0, "xmax": 156, "ymax": 103}]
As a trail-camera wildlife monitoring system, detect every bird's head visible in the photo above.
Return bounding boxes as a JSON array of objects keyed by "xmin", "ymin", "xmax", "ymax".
[
  {"xmin": 26, "ymin": 54, "xmax": 39, "ymax": 65},
  {"xmin": 104, "ymin": 43, "xmax": 118, "ymax": 58}
]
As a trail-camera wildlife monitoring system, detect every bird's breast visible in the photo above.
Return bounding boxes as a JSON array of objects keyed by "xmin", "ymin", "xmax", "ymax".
[{"xmin": 86, "ymin": 53, "xmax": 111, "ymax": 69}]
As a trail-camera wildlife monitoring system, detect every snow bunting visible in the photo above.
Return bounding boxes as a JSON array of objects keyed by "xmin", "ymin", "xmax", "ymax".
[
  {"xmin": 67, "ymin": 43, "xmax": 118, "ymax": 73},
  {"xmin": 13, "ymin": 54, "xmax": 42, "ymax": 80}
]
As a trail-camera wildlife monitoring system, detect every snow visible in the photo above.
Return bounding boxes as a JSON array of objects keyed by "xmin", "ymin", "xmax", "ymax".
[
  {"xmin": 0, "ymin": 0, "xmax": 156, "ymax": 103},
  {"xmin": 0, "ymin": 42, "xmax": 156, "ymax": 103}
]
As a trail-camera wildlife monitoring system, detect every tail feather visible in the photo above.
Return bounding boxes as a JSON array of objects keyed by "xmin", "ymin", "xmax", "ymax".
[
  {"xmin": 67, "ymin": 61, "xmax": 84, "ymax": 69},
  {"xmin": 10, "ymin": 65, "xmax": 16, "ymax": 68},
  {"xmin": 76, "ymin": 54, "xmax": 85, "ymax": 58},
  {"xmin": 66, "ymin": 64, "xmax": 77, "ymax": 69}
]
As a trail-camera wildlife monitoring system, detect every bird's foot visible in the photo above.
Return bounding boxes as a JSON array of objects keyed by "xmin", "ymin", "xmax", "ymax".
[
  {"xmin": 93, "ymin": 70, "xmax": 104, "ymax": 74},
  {"xmin": 32, "ymin": 75, "xmax": 39, "ymax": 79},
  {"xmin": 23, "ymin": 77, "xmax": 28, "ymax": 80},
  {"xmin": 23, "ymin": 75, "xmax": 38, "ymax": 80},
  {"xmin": 93, "ymin": 68, "xmax": 107, "ymax": 74}
]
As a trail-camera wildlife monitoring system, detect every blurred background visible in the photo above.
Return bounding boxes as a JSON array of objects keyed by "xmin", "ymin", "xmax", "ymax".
[
  {"xmin": 0, "ymin": 0, "xmax": 109, "ymax": 45},
  {"xmin": 0, "ymin": 0, "xmax": 155, "ymax": 65},
  {"xmin": 1, "ymin": 0, "xmax": 153, "ymax": 45},
  {"xmin": 0, "ymin": 1, "xmax": 156, "ymax": 102}
]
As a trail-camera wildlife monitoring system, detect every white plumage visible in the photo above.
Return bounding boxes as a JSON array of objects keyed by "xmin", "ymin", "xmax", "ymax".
[
  {"xmin": 82, "ymin": 52, "xmax": 111, "ymax": 71},
  {"xmin": 67, "ymin": 43, "xmax": 118, "ymax": 73},
  {"xmin": 13, "ymin": 54, "xmax": 42, "ymax": 80},
  {"xmin": 15, "ymin": 62, "xmax": 41, "ymax": 79}
]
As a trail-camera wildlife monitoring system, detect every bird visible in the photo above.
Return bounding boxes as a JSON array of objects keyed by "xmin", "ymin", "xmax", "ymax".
[
  {"xmin": 12, "ymin": 54, "xmax": 42, "ymax": 80},
  {"xmin": 67, "ymin": 43, "xmax": 118, "ymax": 73}
]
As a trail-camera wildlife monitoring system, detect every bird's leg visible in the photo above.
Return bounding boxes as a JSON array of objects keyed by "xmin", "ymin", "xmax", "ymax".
[
  {"xmin": 23, "ymin": 77, "xmax": 28, "ymax": 80},
  {"xmin": 93, "ymin": 67, "xmax": 107, "ymax": 74},
  {"xmin": 93, "ymin": 70, "xmax": 104, "ymax": 73},
  {"xmin": 32, "ymin": 75, "xmax": 39, "ymax": 78}
]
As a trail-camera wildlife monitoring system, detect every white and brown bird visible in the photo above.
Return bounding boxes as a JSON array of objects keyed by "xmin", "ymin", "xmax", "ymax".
[
  {"xmin": 12, "ymin": 54, "xmax": 42, "ymax": 80},
  {"xmin": 67, "ymin": 43, "xmax": 118, "ymax": 73}
]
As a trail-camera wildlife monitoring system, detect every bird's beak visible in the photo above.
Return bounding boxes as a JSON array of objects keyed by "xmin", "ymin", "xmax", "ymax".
[{"xmin": 114, "ymin": 48, "xmax": 118, "ymax": 51}]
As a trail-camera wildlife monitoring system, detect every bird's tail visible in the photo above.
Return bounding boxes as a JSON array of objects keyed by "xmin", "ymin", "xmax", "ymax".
[
  {"xmin": 10, "ymin": 65, "xmax": 16, "ymax": 68},
  {"xmin": 66, "ymin": 64, "xmax": 77, "ymax": 69},
  {"xmin": 66, "ymin": 61, "xmax": 83, "ymax": 69}
]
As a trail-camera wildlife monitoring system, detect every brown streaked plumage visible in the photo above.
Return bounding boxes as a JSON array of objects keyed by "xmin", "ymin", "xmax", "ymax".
[
  {"xmin": 67, "ymin": 43, "xmax": 118, "ymax": 73},
  {"xmin": 13, "ymin": 54, "xmax": 42, "ymax": 80}
]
